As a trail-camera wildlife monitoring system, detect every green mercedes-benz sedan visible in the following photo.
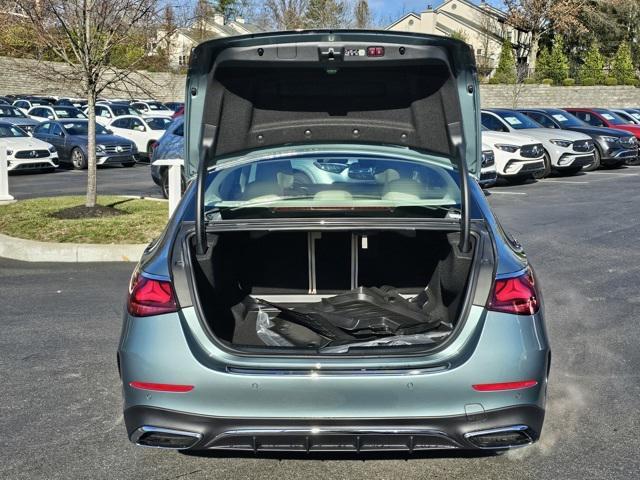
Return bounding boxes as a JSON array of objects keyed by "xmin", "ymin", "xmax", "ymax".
[{"xmin": 118, "ymin": 30, "xmax": 549, "ymax": 453}]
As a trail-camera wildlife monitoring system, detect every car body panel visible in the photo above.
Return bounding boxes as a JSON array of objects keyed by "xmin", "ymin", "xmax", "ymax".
[
  {"xmin": 566, "ymin": 107, "xmax": 640, "ymax": 139},
  {"xmin": 482, "ymin": 110, "xmax": 594, "ymax": 170},
  {"xmin": 32, "ymin": 119, "xmax": 137, "ymax": 165},
  {"xmin": 481, "ymin": 130, "xmax": 545, "ymax": 177},
  {"xmin": 107, "ymin": 115, "xmax": 169, "ymax": 155},
  {"xmin": 27, "ymin": 106, "xmax": 86, "ymax": 123},
  {"xmin": 0, "ymin": 124, "xmax": 58, "ymax": 171},
  {"xmin": 519, "ymin": 108, "xmax": 638, "ymax": 165}
]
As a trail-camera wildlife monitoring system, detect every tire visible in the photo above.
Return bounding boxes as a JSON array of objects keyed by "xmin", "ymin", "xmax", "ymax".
[
  {"xmin": 161, "ymin": 170, "xmax": 169, "ymax": 199},
  {"xmin": 122, "ymin": 161, "xmax": 135, "ymax": 168},
  {"xmin": 582, "ymin": 147, "xmax": 601, "ymax": 172},
  {"xmin": 604, "ymin": 159, "xmax": 625, "ymax": 169},
  {"xmin": 160, "ymin": 169, "xmax": 186, "ymax": 199},
  {"xmin": 70, "ymin": 147, "xmax": 87, "ymax": 170},
  {"xmin": 532, "ymin": 151, "xmax": 552, "ymax": 179}
]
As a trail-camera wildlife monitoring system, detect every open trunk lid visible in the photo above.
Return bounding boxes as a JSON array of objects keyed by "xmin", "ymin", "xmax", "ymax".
[{"xmin": 184, "ymin": 30, "xmax": 481, "ymax": 255}]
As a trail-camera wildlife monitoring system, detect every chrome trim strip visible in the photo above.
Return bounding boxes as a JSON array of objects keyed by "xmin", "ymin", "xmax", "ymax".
[
  {"xmin": 140, "ymin": 271, "xmax": 171, "ymax": 282},
  {"xmin": 495, "ymin": 266, "xmax": 528, "ymax": 281},
  {"xmin": 464, "ymin": 424, "xmax": 533, "ymax": 449},
  {"xmin": 131, "ymin": 426, "xmax": 202, "ymax": 450},
  {"xmin": 226, "ymin": 365, "xmax": 448, "ymax": 376},
  {"xmin": 208, "ymin": 427, "xmax": 461, "ymax": 450}
]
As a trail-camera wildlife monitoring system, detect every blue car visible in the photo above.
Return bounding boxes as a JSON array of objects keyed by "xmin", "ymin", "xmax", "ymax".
[
  {"xmin": 119, "ymin": 31, "xmax": 549, "ymax": 453},
  {"xmin": 150, "ymin": 116, "xmax": 185, "ymax": 198},
  {"xmin": 32, "ymin": 119, "xmax": 137, "ymax": 169}
]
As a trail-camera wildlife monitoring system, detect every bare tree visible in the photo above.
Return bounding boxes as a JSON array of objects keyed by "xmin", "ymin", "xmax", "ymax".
[
  {"xmin": 503, "ymin": 0, "xmax": 591, "ymax": 70},
  {"xmin": 14, "ymin": 0, "xmax": 165, "ymax": 208},
  {"xmin": 262, "ymin": 0, "xmax": 308, "ymax": 30},
  {"xmin": 476, "ymin": 6, "xmax": 504, "ymax": 78},
  {"xmin": 305, "ymin": 0, "xmax": 348, "ymax": 29},
  {"xmin": 353, "ymin": 0, "xmax": 371, "ymax": 29}
]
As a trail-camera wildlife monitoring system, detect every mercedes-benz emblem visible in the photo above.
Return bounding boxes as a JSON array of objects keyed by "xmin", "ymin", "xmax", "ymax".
[
  {"xmin": 116, "ymin": 146, "xmax": 123, "ymax": 153},
  {"xmin": 29, "ymin": 150, "xmax": 37, "ymax": 158}
]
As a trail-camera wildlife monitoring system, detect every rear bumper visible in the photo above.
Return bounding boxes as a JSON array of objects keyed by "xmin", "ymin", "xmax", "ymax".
[{"xmin": 124, "ymin": 404, "xmax": 545, "ymax": 452}]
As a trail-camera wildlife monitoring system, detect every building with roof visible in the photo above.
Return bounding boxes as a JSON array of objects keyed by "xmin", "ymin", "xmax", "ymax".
[
  {"xmin": 386, "ymin": 0, "xmax": 530, "ymax": 76},
  {"xmin": 158, "ymin": 14, "xmax": 263, "ymax": 69}
]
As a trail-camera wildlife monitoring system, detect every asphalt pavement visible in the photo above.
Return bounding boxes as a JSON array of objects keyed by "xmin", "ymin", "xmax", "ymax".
[
  {"xmin": 1, "ymin": 168, "xmax": 640, "ymax": 479},
  {"xmin": 7, "ymin": 163, "xmax": 162, "ymax": 200}
]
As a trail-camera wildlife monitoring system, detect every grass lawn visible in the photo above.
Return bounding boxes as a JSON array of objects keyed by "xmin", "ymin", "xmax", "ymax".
[{"xmin": 0, "ymin": 196, "xmax": 168, "ymax": 244}]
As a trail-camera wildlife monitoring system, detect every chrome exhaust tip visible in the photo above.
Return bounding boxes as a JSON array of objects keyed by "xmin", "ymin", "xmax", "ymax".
[
  {"xmin": 464, "ymin": 425, "xmax": 534, "ymax": 449},
  {"xmin": 131, "ymin": 426, "xmax": 202, "ymax": 449}
]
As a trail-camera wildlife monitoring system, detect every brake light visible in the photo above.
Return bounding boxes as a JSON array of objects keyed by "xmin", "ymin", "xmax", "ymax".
[
  {"xmin": 488, "ymin": 268, "xmax": 539, "ymax": 315},
  {"xmin": 129, "ymin": 381, "xmax": 193, "ymax": 392},
  {"xmin": 472, "ymin": 380, "xmax": 538, "ymax": 392},
  {"xmin": 127, "ymin": 271, "xmax": 178, "ymax": 317}
]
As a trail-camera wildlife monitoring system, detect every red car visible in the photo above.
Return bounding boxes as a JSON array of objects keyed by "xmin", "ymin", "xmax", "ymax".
[
  {"xmin": 171, "ymin": 105, "xmax": 184, "ymax": 119},
  {"xmin": 565, "ymin": 108, "xmax": 640, "ymax": 139}
]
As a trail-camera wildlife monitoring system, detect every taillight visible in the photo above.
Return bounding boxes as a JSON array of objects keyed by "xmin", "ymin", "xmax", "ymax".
[
  {"xmin": 488, "ymin": 268, "xmax": 539, "ymax": 315},
  {"xmin": 127, "ymin": 270, "xmax": 178, "ymax": 317}
]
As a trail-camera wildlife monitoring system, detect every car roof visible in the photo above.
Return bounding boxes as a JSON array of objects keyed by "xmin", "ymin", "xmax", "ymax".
[
  {"xmin": 483, "ymin": 108, "xmax": 517, "ymax": 115},
  {"xmin": 57, "ymin": 119, "xmax": 88, "ymax": 123}
]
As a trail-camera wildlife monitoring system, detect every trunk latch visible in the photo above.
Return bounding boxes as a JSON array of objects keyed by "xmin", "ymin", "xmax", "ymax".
[{"xmin": 319, "ymin": 46, "xmax": 344, "ymax": 62}]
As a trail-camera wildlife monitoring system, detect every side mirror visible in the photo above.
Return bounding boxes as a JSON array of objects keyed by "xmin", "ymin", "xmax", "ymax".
[{"xmin": 106, "ymin": 129, "xmax": 114, "ymax": 135}]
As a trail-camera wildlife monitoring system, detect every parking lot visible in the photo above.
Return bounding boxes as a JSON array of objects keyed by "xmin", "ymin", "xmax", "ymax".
[{"xmin": 2, "ymin": 166, "xmax": 639, "ymax": 479}]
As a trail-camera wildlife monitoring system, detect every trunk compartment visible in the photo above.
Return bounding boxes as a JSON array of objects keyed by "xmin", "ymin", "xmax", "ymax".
[{"xmin": 190, "ymin": 228, "xmax": 476, "ymax": 355}]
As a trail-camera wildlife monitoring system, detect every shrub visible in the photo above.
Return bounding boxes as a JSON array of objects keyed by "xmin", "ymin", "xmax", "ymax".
[
  {"xmin": 523, "ymin": 77, "xmax": 538, "ymax": 84},
  {"xmin": 612, "ymin": 42, "xmax": 636, "ymax": 85},
  {"xmin": 578, "ymin": 43, "xmax": 606, "ymax": 85},
  {"xmin": 488, "ymin": 76, "xmax": 501, "ymax": 84},
  {"xmin": 605, "ymin": 77, "xmax": 618, "ymax": 86},
  {"xmin": 541, "ymin": 78, "xmax": 553, "ymax": 85},
  {"xmin": 623, "ymin": 78, "xmax": 638, "ymax": 86},
  {"xmin": 580, "ymin": 77, "xmax": 596, "ymax": 86},
  {"xmin": 535, "ymin": 47, "xmax": 552, "ymax": 81},
  {"xmin": 494, "ymin": 38, "xmax": 516, "ymax": 84},
  {"xmin": 562, "ymin": 78, "xmax": 576, "ymax": 86},
  {"xmin": 548, "ymin": 36, "xmax": 570, "ymax": 85}
]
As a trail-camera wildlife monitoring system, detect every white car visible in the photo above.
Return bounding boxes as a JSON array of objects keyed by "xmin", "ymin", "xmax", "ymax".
[
  {"xmin": 12, "ymin": 99, "xmax": 52, "ymax": 115},
  {"xmin": 0, "ymin": 121, "xmax": 58, "ymax": 172},
  {"xmin": 482, "ymin": 128, "xmax": 546, "ymax": 181},
  {"xmin": 479, "ymin": 143, "xmax": 497, "ymax": 187},
  {"xmin": 130, "ymin": 101, "xmax": 173, "ymax": 118},
  {"xmin": 85, "ymin": 103, "xmax": 140, "ymax": 126},
  {"xmin": 482, "ymin": 109, "xmax": 595, "ymax": 178},
  {"xmin": 27, "ymin": 105, "xmax": 87, "ymax": 122},
  {"xmin": 106, "ymin": 115, "xmax": 173, "ymax": 158}
]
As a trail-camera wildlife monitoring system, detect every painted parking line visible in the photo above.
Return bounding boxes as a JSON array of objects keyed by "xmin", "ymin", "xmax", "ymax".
[
  {"xmin": 541, "ymin": 180, "xmax": 590, "ymax": 184},
  {"xmin": 489, "ymin": 191, "xmax": 527, "ymax": 195},
  {"xmin": 587, "ymin": 171, "xmax": 639, "ymax": 175}
]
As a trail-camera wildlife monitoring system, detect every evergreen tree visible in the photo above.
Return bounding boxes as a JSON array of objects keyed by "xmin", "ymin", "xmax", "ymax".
[
  {"xmin": 612, "ymin": 42, "xmax": 636, "ymax": 85},
  {"xmin": 493, "ymin": 38, "xmax": 516, "ymax": 84},
  {"xmin": 354, "ymin": 0, "xmax": 371, "ymax": 29},
  {"xmin": 535, "ymin": 47, "xmax": 552, "ymax": 81},
  {"xmin": 578, "ymin": 42, "xmax": 606, "ymax": 84},
  {"xmin": 548, "ymin": 35, "xmax": 570, "ymax": 84},
  {"xmin": 305, "ymin": 0, "xmax": 347, "ymax": 29}
]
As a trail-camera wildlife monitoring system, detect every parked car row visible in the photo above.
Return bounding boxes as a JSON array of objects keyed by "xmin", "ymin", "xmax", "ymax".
[
  {"xmin": 479, "ymin": 107, "xmax": 640, "ymax": 184},
  {"xmin": 0, "ymin": 95, "xmax": 183, "ymax": 171}
]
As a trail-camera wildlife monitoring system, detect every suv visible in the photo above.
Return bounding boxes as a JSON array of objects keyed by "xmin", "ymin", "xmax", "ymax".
[
  {"xmin": 519, "ymin": 108, "xmax": 638, "ymax": 170},
  {"xmin": 119, "ymin": 31, "xmax": 549, "ymax": 453}
]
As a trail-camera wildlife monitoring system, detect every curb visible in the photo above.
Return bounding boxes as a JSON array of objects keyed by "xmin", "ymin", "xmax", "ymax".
[{"xmin": 0, "ymin": 233, "xmax": 146, "ymax": 263}]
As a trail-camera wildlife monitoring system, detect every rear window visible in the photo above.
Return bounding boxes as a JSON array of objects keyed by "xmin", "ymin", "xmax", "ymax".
[
  {"xmin": 0, "ymin": 106, "xmax": 25, "ymax": 118},
  {"xmin": 204, "ymin": 152, "xmax": 461, "ymax": 218},
  {"xmin": 147, "ymin": 117, "xmax": 172, "ymax": 130},
  {"xmin": 54, "ymin": 108, "xmax": 86, "ymax": 119}
]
